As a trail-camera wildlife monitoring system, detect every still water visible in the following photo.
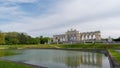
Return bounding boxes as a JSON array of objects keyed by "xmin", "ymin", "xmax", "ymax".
[{"xmin": 2, "ymin": 49, "xmax": 110, "ymax": 68}]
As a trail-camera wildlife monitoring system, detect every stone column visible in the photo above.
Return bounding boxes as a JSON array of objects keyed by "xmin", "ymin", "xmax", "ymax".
[
  {"xmin": 65, "ymin": 34, "xmax": 68, "ymax": 42},
  {"xmin": 95, "ymin": 31, "xmax": 101, "ymax": 42},
  {"xmin": 91, "ymin": 34, "xmax": 93, "ymax": 41}
]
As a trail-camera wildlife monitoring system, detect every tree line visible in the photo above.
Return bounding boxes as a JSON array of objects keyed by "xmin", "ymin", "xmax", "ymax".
[
  {"xmin": 113, "ymin": 37, "xmax": 120, "ymax": 42},
  {"xmin": 0, "ymin": 32, "xmax": 51, "ymax": 45}
]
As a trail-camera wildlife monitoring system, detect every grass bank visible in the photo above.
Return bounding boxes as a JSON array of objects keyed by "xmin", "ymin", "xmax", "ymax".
[
  {"xmin": 0, "ymin": 44, "xmax": 56, "ymax": 49},
  {"xmin": 0, "ymin": 60, "xmax": 33, "ymax": 68},
  {"xmin": 109, "ymin": 50, "xmax": 120, "ymax": 64},
  {"xmin": 0, "ymin": 43, "xmax": 120, "ymax": 49},
  {"xmin": 58, "ymin": 43, "xmax": 120, "ymax": 49},
  {"xmin": 0, "ymin": 50, "xmax": 33, "ymax": 68},
  {"xmin": 0, "ymin": 50, "xmax": 18, "ymax": 57}
]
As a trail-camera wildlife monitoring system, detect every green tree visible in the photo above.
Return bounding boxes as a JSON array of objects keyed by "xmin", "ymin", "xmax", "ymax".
[
  {"xmin": 114, "ymin": 37, "xmax": 120, "ymax": 41},
  {"xmin": 28, "ymin": 37, "xmax": 40, "ymax": 44},
  {"xmin": 40, "ymin": 36, "xmax": 44, "ymax": 44},
  {"xmin": 0, "ymin": 32, "xmax": 5, "ymax": 44},
  {"xmin": 18, "ymin": 33, "xmax": 31, "ymax": 44},
  {"xmin": 39, "ymin": 36, "xmax": 50, "ymax": 44},
  {"xmin": 5, "ymin": 32, "xmax": 19, "ymax": 45},
  {"xmin": 4, "ymin": 32, "xmax": 51, "ymax": 45},
  {"xmin": 43, "ymin": 37, "xmax": 50, "ymax": 44}
]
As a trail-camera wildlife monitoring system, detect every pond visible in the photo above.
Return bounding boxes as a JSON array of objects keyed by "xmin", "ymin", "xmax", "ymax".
[{"xmin": 1, "ymin": 49, "xmax": 110, "ymax": 68}]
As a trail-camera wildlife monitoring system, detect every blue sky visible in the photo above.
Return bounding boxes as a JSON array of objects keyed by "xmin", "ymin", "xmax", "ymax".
[{"xmin": 0, "ymin": 0, "xmax": 120, "ymax": 38}]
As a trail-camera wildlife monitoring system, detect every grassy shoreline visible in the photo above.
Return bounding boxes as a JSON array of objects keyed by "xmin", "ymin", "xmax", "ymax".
[
  {"xmin": 109, "ymin": 50, "xmax": 120, "ymax": 64},
  {"xmin": 0, "ymin": 60, "xmax": 33, "ymax": 68},
  {"xmin": 0, "ymin": 43, "xmax": 120, "ymax": 49},
  {"xmin": 0, "ymin": 50, "xmax": 33, "ymax": 68}
]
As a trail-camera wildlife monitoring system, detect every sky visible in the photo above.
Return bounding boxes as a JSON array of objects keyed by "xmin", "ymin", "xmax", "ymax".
[{"xmin": 0, "ymin": 0, "xmax": 120, "ymax": 38}]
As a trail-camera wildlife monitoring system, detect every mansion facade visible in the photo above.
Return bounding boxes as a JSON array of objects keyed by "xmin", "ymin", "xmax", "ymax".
[{"xmin": 53, "ymin": 29, "xmax": 101, "ymax": 43}]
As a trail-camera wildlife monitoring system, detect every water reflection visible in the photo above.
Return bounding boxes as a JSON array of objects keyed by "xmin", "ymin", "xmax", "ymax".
[
  {"xmin": 53, "ymin": 52, "xmax": 102, "ymax": 68},
  {"xmin": 1, "ymin": 49, "xmax": 109, "ymax": 68}
]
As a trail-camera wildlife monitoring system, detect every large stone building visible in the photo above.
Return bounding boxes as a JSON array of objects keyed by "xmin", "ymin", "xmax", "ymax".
[{"xmin": 53, "ymin": 29, "xmax": 101, "ymax": 43}]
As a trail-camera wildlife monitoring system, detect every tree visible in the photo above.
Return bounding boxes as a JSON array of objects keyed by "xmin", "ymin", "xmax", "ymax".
[
  {"xmin": 18, "ymin": 33, "xmax": 32, "ymax": 44},
  {"xmin": 0, "ymin": 32, "xmax": 5, "ymax": 44},
  {"xmin": 5, "ymin": 32, "xmax": 20, "ymax": 44},
  {"xmin": 40, "ymin": 36, "xmax": 44, "ymax": 44},
  {"xmin": 39, "ymin": 36, "xmax": 50, "ymax": 44},
  {"xmin": 43, "ymin": 37, "xmax": 50, "ymax": 44},
  {"xmin": 3, "ymin": 32, "xmax": 51, "ymax": 45},
  {"xmin": 114, "ymin": 37, "xmax": 120, "ymax": 41},
  {"xmin": 29, "ymin": 37, "xmax": 40, "ymax": 44}
]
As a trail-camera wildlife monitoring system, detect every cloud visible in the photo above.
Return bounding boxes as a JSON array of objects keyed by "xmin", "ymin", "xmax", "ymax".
[
  {"xmin": 1, "ymin": 0, "xmax": 38, "ymax": 3},
  {"xmin": 0, "ymin": 0, "xmax": 120, "ymax": 38},
  {"xmin": 0, "ymin": 6, "xmax": 26, "ymax": 20}
]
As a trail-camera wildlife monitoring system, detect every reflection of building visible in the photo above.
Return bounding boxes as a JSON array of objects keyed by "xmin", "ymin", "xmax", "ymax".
[
  {"xmin": 53, "ymin": 29, "xmax": 101, "ymax": 43},
  {"xmin": 53, "ymin": 52, "xmax": 102, "ymax": 68}
]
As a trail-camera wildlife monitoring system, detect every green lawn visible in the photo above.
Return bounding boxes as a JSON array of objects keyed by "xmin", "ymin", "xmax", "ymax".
[
  {"xmin": 0, "ymin": 50, "xmax": 18, "ymax": 57},
  {"xmin": 0, "ymin": 60, "xmax": 33, "ymax": 68},
  {"xmin": 0, "ymin": 43, "xmax": 120, "ymax": 49},
  {"xmin": 109, "ymin": 50, "xmax": 120, "ymax": 64},
  {"xmin": 0, "ymin": 44, "xmax": 56, "ymax": 49},
  {"xmin": 57, "ymin": 43, "xmax": 120, "ymax": 49}
]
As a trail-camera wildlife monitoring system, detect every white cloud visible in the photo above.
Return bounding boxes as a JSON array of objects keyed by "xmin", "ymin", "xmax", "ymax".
[
  {"xmin": 0, "ymin": 6, "xmax": 26, "ymax": 19},
  {"xmin": 0, "ymin": 0, "xmax": 120, "ymax": 38},
  {"xmin": 6, "ymin": 0, "xmax": 38, "ymax": 3}
]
